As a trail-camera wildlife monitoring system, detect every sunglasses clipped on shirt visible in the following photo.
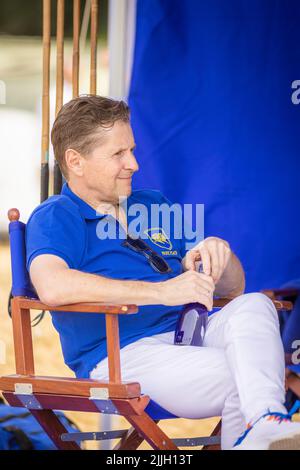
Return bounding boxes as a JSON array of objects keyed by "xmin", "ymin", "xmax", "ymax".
[{"xmin": 121, "ymin": 234, "xmax": 172, "ymax": 274}]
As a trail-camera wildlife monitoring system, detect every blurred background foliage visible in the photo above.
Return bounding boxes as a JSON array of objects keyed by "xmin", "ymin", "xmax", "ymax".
[
  {"xmin": 0, "ymin": 0, "xmax": 109, "ymax": 113},
  {"xmin": 0, "ymin": 0, "xmax": 110, "ymax": 230},
  {"xmin": 0, "ymin": 0, "xmax": 108, "ymax": 38}
]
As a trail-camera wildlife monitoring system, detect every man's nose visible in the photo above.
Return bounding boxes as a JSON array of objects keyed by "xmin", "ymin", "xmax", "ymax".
[{"xmin": 124, "ymin": 151, "xmax": 139, "ymax": 172}]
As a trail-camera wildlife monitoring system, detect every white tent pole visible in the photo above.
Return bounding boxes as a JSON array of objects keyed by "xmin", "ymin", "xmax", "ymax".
[{"xmin": 108, "ymin": 0, "xmax": 137, "ymax": 100}]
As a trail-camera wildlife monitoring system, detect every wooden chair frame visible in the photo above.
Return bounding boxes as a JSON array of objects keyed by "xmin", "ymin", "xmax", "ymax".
[{"xmin": 0, "ymin": 293, "xmax": 292, "ymax": 451}]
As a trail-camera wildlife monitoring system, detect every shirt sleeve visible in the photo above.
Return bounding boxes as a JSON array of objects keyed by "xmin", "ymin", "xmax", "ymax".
[
  {"xmin": 26, "ymin": 199, "xmax": 86, "ymax": 271},
  {"xmin": 155, "ymin": 191, "xmax": 204, "ymax": 259}
]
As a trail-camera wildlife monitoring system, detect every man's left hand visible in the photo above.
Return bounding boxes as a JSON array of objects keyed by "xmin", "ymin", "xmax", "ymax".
[{"xmin": 183, "ymin": 237, "xmax": 232, "ymax": 284}]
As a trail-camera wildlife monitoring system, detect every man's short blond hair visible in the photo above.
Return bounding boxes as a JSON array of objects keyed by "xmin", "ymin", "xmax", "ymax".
[{"xmin": 51, "ymin": 94, "xmax": 130, "ymax": 179}]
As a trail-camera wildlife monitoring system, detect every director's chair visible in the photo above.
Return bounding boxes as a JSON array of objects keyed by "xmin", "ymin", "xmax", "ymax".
[{"xmin": 0, "ymin": 209, "xmax": 293, "ymax": 451}]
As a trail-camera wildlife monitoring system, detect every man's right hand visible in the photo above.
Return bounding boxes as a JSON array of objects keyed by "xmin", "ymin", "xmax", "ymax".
[{"xmin": 158, "ymin": 271, "xmax": 215, "ymax": 310}]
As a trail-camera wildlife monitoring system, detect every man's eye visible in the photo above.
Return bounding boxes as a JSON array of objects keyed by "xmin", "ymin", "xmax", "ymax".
[{"xmin": 115, "ymin": 151, "xmax": 123, "ymax": 157}]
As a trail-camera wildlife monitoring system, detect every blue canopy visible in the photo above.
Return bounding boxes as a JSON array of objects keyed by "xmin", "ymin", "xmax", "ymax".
[{"xmin": 128, "ymin": 0, "xmax": 300, "ymax": 291}]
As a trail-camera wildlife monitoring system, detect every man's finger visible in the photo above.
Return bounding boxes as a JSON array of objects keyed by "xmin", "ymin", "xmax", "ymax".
[
  {"xmin": 195, "ymin": 275, "xmax": 215, "ymax": 293},
  {"xmin": 199, "ymin": 245, "xmax": 211, "ymax": 276},
  {"xmin": 217, "ymin": 242, "xmax": 225, "ymax": 282},
  {"xmin": 197, "ymin": 293, "xmax": 213, "ymax": 311},
  {"xmin": 185, "ymin": 250, "xmax": 200, "ymax": 271},
  {"xmin": 207, "ymin": 240, "xmax": 220, "ymax": 281}
]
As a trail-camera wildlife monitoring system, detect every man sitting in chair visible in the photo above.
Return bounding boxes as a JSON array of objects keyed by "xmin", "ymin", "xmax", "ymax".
[{"xmin": 26, "ymin": 95, "xmax": 300, "ymax": 450}]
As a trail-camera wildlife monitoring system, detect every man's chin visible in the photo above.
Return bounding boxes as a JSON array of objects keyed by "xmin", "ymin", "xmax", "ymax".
[
  {"xmin": 116, "ymin": 186, "xmax": 132, "ymax": 202},
  {"xmin": 118, "ymin": 181, "xmax": 132, "ymax": 194}
]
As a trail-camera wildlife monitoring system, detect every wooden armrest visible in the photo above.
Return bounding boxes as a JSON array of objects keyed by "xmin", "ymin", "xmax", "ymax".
[
  {"xmin": 20, "ymin": 296, "xmax": 293, "ymax": 313},
  {"xmin": 261, "ymin": 288, "xmax": 299, "ymax": 300},
  {"xmin": 10, "ymin": 295, "xmax": 291, "ymax": 382},
  {"xmin": 16, "ymin": 297, "xmax": 138, "ymax": 315},
  {"xmin": 0, "ymin": 375, "xmax": 141, "ymax": 399},
  {"xmin": 214, "ymin": 296, "xmax": 293, "ymax": 311},
  {"xmin": 10, "ymin": 297, "xmax": 137, "ymax": 379}
]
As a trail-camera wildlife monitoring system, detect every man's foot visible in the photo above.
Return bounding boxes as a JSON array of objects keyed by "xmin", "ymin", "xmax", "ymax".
[{"xmin": 232, "ymin": 411, "xmax": 300, "ymax": 450}]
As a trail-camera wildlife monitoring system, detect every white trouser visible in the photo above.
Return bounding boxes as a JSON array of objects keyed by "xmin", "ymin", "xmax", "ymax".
[{"xmin": 90, "ymin": 293, "xmax": 287, "ymax": 449}]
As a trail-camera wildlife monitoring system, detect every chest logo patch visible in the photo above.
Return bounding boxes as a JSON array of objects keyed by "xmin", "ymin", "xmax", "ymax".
[{"xmin": 144, "ymin": 227, "xmax": 173, "ymax": 250}]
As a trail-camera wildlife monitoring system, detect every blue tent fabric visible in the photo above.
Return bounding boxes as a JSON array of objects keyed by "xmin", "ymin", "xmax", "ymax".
[
  {"xmin": 0, "ymin": 402, "xmax": 80, "ymax": 450},
  {"xmin": 128, "ymin": 0, "xmax": 300, "ymax": 291}
]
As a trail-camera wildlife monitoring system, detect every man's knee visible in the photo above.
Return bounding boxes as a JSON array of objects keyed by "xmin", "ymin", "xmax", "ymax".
[
  {"xmin": 239, "ymin": 291, "xmax": 274, "ymax": 304},
  {"xmin": 225, "ymin": 292, "xmax": 278, "ymax": 319}
]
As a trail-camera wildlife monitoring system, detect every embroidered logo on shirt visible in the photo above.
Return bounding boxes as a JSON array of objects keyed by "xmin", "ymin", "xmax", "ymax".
[{"xmin": 144, "ymin": 227, "xmax": 173, "ymax": 250}]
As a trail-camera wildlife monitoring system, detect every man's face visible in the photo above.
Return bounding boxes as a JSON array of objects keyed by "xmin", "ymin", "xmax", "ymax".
[{"xmin": 79, "ymin": 121, "xmax": 139, "ymax": 204}]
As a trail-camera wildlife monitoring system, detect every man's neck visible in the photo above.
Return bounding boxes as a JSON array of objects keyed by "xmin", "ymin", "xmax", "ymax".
[
  {"xmin": 68, "ymin": 181, "xmax": 119, "ymax": 215},
  {"xmin": 67, "ymin": 182, "xmax": 127, "ymax": 232}
]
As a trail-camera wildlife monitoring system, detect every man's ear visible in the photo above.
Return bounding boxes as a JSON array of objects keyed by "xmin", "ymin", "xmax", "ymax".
[{"xmin": 65, "ymin": 148, "xmax": 84, "ymax": 177}]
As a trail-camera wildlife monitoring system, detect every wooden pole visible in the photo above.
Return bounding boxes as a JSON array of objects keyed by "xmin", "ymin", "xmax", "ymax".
[
  {"xmin": 80, "ymin": 0, "xmax": 91, "ymax": 54},
  {"xmin": 55, "ymin": 0, "xmax": 64, "ymax": 116},
  {"xmin": 41, "ymin": 0, "xmax": 51, "ymax": 202},
  {"xmin": 53, "ymin": 0, "xmax": 64, "ymax": 195},
  {"xmin": 90, "ymin": 0, "xmax": 98, "ymax": 94},
  {"xmin": 73, "ymin": 0, "xmax": 81, "ymax": 98}
]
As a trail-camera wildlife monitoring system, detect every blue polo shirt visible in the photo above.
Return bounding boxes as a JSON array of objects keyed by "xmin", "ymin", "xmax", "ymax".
[{"xmin": 26, "ymin": 184, "xmax": 196, "ymax": 378}]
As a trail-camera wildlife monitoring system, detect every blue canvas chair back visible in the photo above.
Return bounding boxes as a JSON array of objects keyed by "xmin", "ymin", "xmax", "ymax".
[
  {"xmin": 7, "ymin": 209, "xmax": 177, "ymax": 420},
  {"xmin": 8, "ymin": 209, "xmax": 37, "ymax": 299}
]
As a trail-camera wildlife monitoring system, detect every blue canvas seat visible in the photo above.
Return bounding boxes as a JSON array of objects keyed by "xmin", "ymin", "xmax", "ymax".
[{"xmin": 289, "ymin": 364, "xmax": 300, "ymax": 375}]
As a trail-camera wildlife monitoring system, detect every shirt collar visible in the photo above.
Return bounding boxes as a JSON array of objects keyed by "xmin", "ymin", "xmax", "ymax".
[
  {"xmin": 61, "ymin": 183, "xmax": 133, "ymax": 221},
  {"xmin": 61, "ymin": 183, "xmax": 108, "ymax": 220}
]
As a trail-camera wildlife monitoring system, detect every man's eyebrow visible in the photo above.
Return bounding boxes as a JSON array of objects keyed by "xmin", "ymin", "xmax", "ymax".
[{"xmin": 111, "ymin": 144, "xmax": 136, "ymax": 154}]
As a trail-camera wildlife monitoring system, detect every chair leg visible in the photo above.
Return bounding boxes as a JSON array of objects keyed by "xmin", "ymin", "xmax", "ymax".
[
  {"xmin": 202, "ymin": 419, "xmax": 222, "ymax": 451},
  {"xmin": 30, "ymin": 409, "xmax": 81, "ymax": 450},
  {"xmin": 124, "ymin": 412, "xmax": 178, "ymax": 450},
  {"xmin": 114, "ymin": 420, "xmax": 160, "ymax": 450}
]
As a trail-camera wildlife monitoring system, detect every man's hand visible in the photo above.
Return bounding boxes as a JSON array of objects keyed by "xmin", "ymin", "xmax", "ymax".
[
  {"xmin": 158, "ymin": 270, "xmax": 215, "ymax": 310},
  {"xmin": 182, "ymin": 237, "xmax": 232, "ymax": 284}
]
